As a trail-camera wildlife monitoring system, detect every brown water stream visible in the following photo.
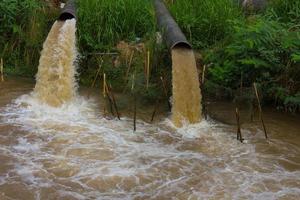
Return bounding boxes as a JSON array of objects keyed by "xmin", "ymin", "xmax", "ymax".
[
  {"xmin": 171, "ymin": 47, "xmax": 202, "ymax": 127},
  {"xmin": 0, "ymin": 78, "xmax": 300, "ymax": 200}
]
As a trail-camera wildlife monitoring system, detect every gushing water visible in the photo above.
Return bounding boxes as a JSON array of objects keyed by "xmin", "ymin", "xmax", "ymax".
[
  {"xmin": 33, "ymin": 19, "xmax": 77, "ymax": 107},
  {"xmin": 171, "ymin": 47, "xmax": 202, "ymax": 127}
]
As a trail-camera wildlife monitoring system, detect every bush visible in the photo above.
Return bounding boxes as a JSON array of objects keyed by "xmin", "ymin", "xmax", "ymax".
[{"xmin": 204, "ymin": 15, "xmax": 300, "ymax": 110}]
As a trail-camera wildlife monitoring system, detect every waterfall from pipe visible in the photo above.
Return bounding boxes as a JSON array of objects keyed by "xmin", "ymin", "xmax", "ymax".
[
  {"xmin": 171, "ymin": 47, "xmax": 202, "ymax": 127},
  {"xmin": 33, "ymin": 19, "xmax": 77, "ymax": 107}
]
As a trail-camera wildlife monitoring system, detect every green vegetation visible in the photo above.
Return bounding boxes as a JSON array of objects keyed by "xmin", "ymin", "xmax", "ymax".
[
  {"xmin": 77, "ymin": 0, "xmax": 156, "ymax": 52},
  {"xmin": 0, "ymin": 0, "xmax": 59, "ymax": 76},
  {"xmin": 169, "ymin": 0, "xmax": 243, "ymax": 48},
  {"xmin": 168, "ymin": 0, "xmax": 300, "ymax": 112},
  {"xmin": 0, "ymin": 0, "xmax": 299, "ymax": 111},
  {"xmin": 76, "ymin": 0, "xmax": 166, "ymax": 104}
]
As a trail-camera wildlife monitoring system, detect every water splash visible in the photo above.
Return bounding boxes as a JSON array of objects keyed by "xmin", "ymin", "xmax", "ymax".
[{"xmin": 33, "ymin": 19, "xmax": 77, "ymax": 107}]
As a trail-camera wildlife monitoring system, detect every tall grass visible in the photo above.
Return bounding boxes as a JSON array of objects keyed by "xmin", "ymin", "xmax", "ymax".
[
  {"xmin": 268, "ymin": 0, "xmax": 300, "ymax": 23},
  {"xmin": 77, "ymin": 0, "xmax": 156, "ymax": 52},
  {"xmin": 0, "ymin": 0, "xmax": 59, "ymax": 76},
  {"xmin": 168, "ymin": 0, "xmax": 243, "ymax": 48}
]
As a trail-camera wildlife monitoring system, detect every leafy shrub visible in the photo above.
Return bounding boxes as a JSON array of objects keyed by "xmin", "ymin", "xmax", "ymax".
[{"xmin": 205, "ymin": 16, "xmax": 300, "ymax": 110}]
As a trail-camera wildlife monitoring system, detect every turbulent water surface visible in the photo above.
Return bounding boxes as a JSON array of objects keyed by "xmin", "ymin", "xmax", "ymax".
[{"xmin": 0, "ymin": 78, "xmax": 300, "ymax": 200}]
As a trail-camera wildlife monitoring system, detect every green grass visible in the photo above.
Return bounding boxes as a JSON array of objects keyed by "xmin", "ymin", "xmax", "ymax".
[
  {"xmin": 0, "ymin": 0, "xmax": 59, "ymax": 74},
  {"xmin": 77, "ymin": 0, "xmax": 156, "ymax": 52},
  {"xmin": 168, "ymin": 0, "xmax": 243, "ymax": 49}
]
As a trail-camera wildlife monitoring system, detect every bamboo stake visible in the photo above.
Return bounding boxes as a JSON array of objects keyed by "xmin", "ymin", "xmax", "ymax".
[
  {"xmin": 108, "ymin": 84, "xmax": 120, "ymax": 120},
  {"xmin": 1, "ymin": 58, "xmax": 4, "ymax": 82},
  {"xmin": 87, "ymin": 59, "xmax": 103, "ymax": 98},
  {"xmin": 103, "ymin": 74, "xmax": 117, "ymax": 117},
  {"xmin": 253, "ymin": 83, "xmax": 268, "ymax": 139},
  {"xmin": 202, "ymin": 64, "xmax": 206, "ymax": 84},
  {"xmin": 91, "ymin": 59, "xmax": 103, "ymax": 88},
  {"xmin": 122, "ymin": 50, "xmax": 135, "ymax": 94},
  {"xmin": 103, "ymin": 73, "xmax": 106, "ymax": 97},
  {"xmin": 131, "ymin": 74, "xmax": 137, "ymax": 131},
  {"xmin": 133, "ymin": 95, "xmax": 137, "ymax": 131},
  {"xmin": 235, "ymin": 107, "xmax": 243, "ymax": 142},
  {"xmin": 102, "ymin": 73, "xmax": 107, "ymax": 116},
  {"xmin": 201, "ymin": 65, "xmax": 207, "ymax": 119},
  {"xmin": 146, "ymin": 50, "xmax": 150, "ymax": 89},
  {"xmin": 125, "ymin": 50, "xmax": 134, "ymax": 81},
  {"xmin": 106, "ymin": 87, "xmax": 115, "ymax": 117}
]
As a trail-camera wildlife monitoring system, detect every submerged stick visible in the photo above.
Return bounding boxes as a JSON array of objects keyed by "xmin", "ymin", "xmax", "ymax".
[
  {"xmin": 253, "ymin": 83, "xmax": 268, "ymax": 139},
  {"xmin": 0, "ymin": 58, "xmax": 4, "ymax": 82},
  {"xmin": 235, "ymin": 107, "xmax": 243, "ymax": 142}
]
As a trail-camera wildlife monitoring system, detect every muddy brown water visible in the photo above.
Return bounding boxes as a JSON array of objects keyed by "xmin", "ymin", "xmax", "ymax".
[
  {"xmin": 0, "ymin": 78, "xmax": 300, "ymax": 200},
  {"xmin": 171, "ymin": 47, "xmax": 202, "ymax": 127},
  {"xmin": 34, "ymin": 19, "xmax": 77, "ymax": 107}
]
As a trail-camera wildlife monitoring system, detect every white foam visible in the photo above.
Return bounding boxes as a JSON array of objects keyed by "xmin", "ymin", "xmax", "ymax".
[{"xmin": 0, "ymin": 94, "xmax": 299, "ymax": 199}]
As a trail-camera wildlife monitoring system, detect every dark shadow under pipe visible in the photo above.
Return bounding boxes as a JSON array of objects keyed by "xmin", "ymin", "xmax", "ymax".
[
  {"xmin": 58, "ymin": 0, "xmax": 76, "ymax": 21},
  {"xmin": 153, "ymin": 0, "xmax": 191, "ymax": 49}
]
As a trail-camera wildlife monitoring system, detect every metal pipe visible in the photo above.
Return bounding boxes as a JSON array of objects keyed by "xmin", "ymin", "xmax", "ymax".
[
  {"xmin": 58, "ymin": 0, "xmax": 76, "ymax": 21},
  {"xmin": 153, "ymin": 0, "xmax": 191, "ymax": 49}
]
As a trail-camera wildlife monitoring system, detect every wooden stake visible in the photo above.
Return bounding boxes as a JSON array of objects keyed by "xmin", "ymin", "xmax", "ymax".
[
  {"xmin": 1, "ymin": 58, "xmax": 4, "ymax": 82},
  {"xmin": 133, "ymin": 95, "xmax": 137, "ymax": 131},
  {"xmin": 146, "ymin": 51, "xmax": 150, "ymax": 89},
  {"xmin": 151, "ymin": 98, "xmax": 160, "ymax": 123},
  {"xmin": 201, "ymin": 65, "xmax": 207, "ymax": 119},
  {"xmin": 103, "ymin": 73, "xmax": 106, "ymax": 97},
  {"xmin": 253, "ymin": 83, "xmax": 268, "ymax": 139},
  {"xmin": 235, "ymin": 107, "xmax": 243, "ymax": 142},
  {"xmin": 87, "ymin": 59, "xmax": 103, "ymax": 98},
  {"xmin": 125, "ymin": 50, "xmax": 134, "ymax": 81},
  {"xmin": 108, "ymin": 84, "xmax": 120, "ymax": 120},
  {"xmin": 201, "ymin": 64, "xmax": 206, "ymax": 84},
  {"xmin": 91, "ymin": 59, "xmax": 103, "ymax": 88}
]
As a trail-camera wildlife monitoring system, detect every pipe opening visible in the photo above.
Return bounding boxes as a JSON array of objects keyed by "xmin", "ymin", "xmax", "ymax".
[
  {"xmin": 59, "ymin": 13, "xmax": 75, "ymax": 21},
  {"xmin": 172, "ymin": 42, "xmax": 192, "ymax": 50}
]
